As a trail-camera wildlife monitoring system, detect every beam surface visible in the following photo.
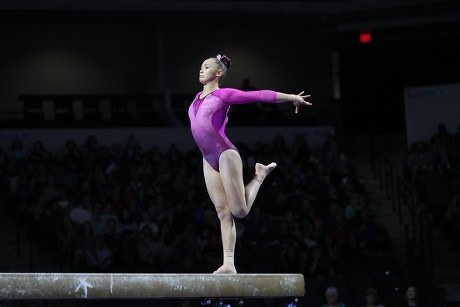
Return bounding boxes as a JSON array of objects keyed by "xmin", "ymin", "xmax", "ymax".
[{"xmin": 0, "ymin": 273, "xmax": 304, "ymax": 300}]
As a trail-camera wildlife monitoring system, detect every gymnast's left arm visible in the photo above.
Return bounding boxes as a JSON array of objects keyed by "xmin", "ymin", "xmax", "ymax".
[
  {"xmin": 218, "ymin": 88, "xmax": 312, "ymax": 113},
  {"xmin": 275, "ymin": 91, "xmax": 312, "ymax": 114}
]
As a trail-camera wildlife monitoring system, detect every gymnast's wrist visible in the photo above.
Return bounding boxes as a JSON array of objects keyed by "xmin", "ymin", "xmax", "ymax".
[{"xmin": 276, "ymin": 93, "xmax": 295, "ymax": 103}]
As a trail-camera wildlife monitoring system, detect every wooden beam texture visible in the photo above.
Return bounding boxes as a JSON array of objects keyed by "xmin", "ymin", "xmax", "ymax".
[{"xmin": 0, "ymin": 273, "xmax": 305, "ymax": 300}]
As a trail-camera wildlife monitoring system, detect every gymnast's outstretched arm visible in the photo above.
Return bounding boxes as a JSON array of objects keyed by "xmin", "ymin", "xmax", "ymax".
[
  {"xmin": 214, "ymin": 88, "xmax": 312, "ymax": 113},
  {"xmin": 275, "ymin": 91, "xmax": 311, "ymax": 113}
]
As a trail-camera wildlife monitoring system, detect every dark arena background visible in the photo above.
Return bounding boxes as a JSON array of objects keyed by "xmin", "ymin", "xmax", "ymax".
[{"xmin": 1, "ymin": 0, "xmax": 460, "ymax": 306}]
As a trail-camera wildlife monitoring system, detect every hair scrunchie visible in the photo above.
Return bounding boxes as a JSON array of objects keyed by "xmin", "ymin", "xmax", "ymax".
[{"xmin": 216, "ymin": 54, "xmax": 231, "ymax": 69}]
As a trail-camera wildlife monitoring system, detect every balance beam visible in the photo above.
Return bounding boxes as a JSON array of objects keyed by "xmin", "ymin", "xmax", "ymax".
[{"xmin": 0, "ymin": 273, "xmax": 304, "ymax": 300}]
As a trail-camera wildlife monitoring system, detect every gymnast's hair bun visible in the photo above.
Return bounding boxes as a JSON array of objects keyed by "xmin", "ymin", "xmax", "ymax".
[{"xmin": 216, "ymin": 54, "xmax": 231, "ymax": 69}]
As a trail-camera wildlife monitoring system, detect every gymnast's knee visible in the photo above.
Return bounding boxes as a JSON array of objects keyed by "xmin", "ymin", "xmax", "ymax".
[
  {"xmin": 231, "ymin": 208, "xmax": 249, "ymax": 219},
  {"xmin": 216, "ymin": 206, "xmax": 233, "ymax": 222}
]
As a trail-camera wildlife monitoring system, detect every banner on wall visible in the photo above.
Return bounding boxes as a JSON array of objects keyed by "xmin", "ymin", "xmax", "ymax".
[{"xmin": 404, "ymin": 83, "xmax": 460, "ymax": 148}]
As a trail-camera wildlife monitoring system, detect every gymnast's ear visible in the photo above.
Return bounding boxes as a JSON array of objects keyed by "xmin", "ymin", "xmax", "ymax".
[{"xmin": 216, "ymin": 68, "xmax": 224, "ymax": 77}]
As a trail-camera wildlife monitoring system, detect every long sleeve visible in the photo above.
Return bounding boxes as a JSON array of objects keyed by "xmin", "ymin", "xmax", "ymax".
[{"xmin": 214, "ymin": 88, "xmax": 278, "ymax": 106}]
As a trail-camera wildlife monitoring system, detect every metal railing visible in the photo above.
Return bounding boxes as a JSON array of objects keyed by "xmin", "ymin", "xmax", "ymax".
[{"xmin": 373, "ymin": 154, "xmax": 434, "ymax": 297}]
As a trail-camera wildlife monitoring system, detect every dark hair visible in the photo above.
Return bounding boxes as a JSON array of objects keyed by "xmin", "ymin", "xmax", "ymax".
[
  {"xmin": 216, "ymin": 54, "xmax": 231, "ymax": 69},
  {"xmin": 215, "ymin": 54, "xmax": 231, "ymax": 84}
]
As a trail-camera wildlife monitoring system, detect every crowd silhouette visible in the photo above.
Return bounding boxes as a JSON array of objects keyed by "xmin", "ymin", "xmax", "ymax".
[
  {"xmin": 405, "ymin": 123, "xmax": 460, "ymax": 253},
  {"xmin": 0, "ymin": 132, "xmax": 419, "ymax": 306}
]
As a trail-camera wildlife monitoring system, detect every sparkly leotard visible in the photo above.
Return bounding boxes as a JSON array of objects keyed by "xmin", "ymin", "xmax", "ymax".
[{"xmin": 188, "ymin": 88, "xmax": 278, "ymax": 172}]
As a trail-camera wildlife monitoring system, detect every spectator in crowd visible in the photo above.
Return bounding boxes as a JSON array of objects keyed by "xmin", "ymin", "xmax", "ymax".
[
  {"xmin": 10, "ymin": 138, "xmax": 28, "ymax": 162},
  {"xmin": 321, "ymin": 286, "xmax": 348, "ymax": 307},
  {"xmin": 113, "ymin": 234, "xmax": 139, "ymax": 272},
  {"xmin": 406, "ymin": 141, "xmax": 432, "ymax": 184},
  {"xmin": 361, "ymin": 287, "xmax": 385, "ymax": 307},
  {"xmin": 57, "ymin": 139, "xmax": 81, "ymax": 173},
  {"xmin": 57, "ymin": 215, "xmax": 77, "ymax": 269},
  {"xmin": 443, "ymin": 193, "xmax": 460, "ymax": 251},
  {"xmin": 430, "ymin": 123, "xmax": 452, "ymax": 167},
  {"xmin": 118, "ymin": 207, "xmax": 138, "ymax": 239},
  {"xmin": 103, "ymin": 218, "xmax": 120, "ymax": 251},
  {"xmin": 73, "ymin": 221, "xmax": 94, "ymax": 271},
  {"xmin": 85, "ymin": 234, "xmax": 113, "ymax": 272},
  {"xmin": 136, "ymin": 224, "xmax": 159, "ymax": 272},
  {"xmin": 91, "ymin": 205, "xmax": 107, "ymax": 235},
  {"xmin": 309, "ymin": 245, "xmax": 334, "ymax": 279},
  {"xmin": 69, "ymin": 195, "xmax": 92, "ymax": 225},
  {"xmin": 29, "ymin": 140, "xmax": 52, "ymax": 162},
  {"xmin": 401, "ymin": 286, "xmax": 420, "ymax": 307},
  {"xmin": 407, "ymin": 124, "xmax": 460, "ymax": 250}
]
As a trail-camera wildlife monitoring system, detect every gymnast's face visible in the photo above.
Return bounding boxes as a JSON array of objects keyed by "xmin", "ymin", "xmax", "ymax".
[{"xmin": 199, "ymin": 58, "xmax": 223, "ymax": 85}]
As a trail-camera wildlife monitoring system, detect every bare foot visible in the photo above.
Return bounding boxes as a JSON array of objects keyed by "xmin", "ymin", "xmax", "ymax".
[
  {"xmin": 254, "ymin": 162, "xmax": 277, "ymax": 184},
  {"xmin": 213, "ymin": 264, "xmax": 237, "ymax": 274}
]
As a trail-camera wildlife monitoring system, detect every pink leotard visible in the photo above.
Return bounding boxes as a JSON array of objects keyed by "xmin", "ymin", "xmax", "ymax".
[{"xmin": 188, "ymin": 88, "xmax": 278, "ymax": 172}]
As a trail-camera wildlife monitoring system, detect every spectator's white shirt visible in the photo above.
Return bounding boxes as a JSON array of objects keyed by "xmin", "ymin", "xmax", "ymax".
[{"xmin": 70, "ymin": 207, "xmax": 92, "ymax": 224}]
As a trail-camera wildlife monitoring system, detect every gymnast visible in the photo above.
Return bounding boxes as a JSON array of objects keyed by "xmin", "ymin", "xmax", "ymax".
[{"xmin": 188, "ymin": 54, "xmax": 311, "ymax": 274}]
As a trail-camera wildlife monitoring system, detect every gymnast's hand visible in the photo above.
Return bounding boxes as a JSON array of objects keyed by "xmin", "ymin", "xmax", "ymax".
[{"xmin": 292, "ymin": 91, "xmax": 312, "ymax": 114}]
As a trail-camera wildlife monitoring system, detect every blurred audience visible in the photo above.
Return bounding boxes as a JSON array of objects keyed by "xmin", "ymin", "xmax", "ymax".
[
  {"xmin": 361, "ymin": 287, "xmax": 384, "ymax": 307},
  {"xmin": 406, "ymin": 123, "xmax": 460, "ymax": 250},
  {"xmin": 401, "ymin": 286, "xmax": 421, "ymax": 307},
  {"xmin": 0, "ymin": 132, "xmax": 401, "ymax": 306},
  {"xmin": 322, "ymin": 286, "xmax": 348, "ymax": 307}
]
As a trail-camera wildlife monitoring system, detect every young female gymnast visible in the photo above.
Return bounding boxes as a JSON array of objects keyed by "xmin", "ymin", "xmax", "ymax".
[{"xmin": 188, "ymin": 54, "xmax": 311, "ymax": 273}]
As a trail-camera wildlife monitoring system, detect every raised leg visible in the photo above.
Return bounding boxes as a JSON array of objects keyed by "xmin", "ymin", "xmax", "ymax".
[
  {"xmin": 203, "ymin": 150, "xmax": 277, "ymax": 274},
  {"xmin": 218, "ymin": 150, "xmax": 276, "ymax": 218}
]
